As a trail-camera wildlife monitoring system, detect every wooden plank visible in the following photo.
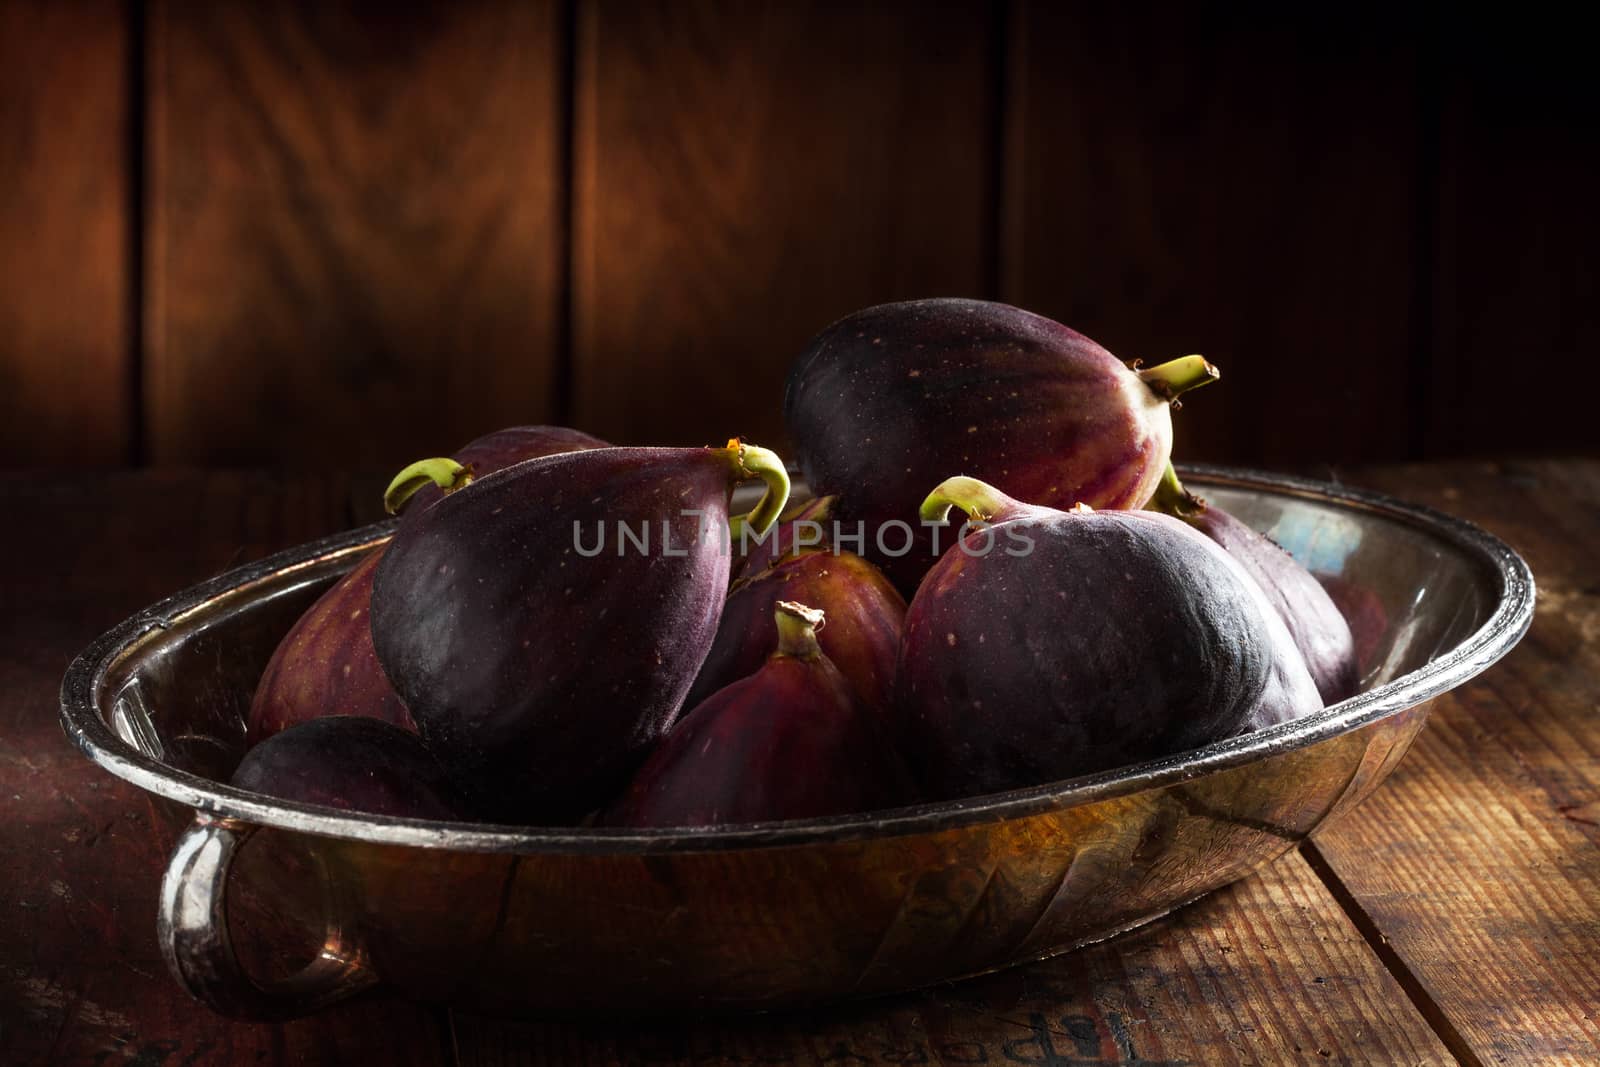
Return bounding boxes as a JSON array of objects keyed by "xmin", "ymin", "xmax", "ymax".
[
  {"xmin": 451, "ymin": 849, "xmax": 1450, "ymax": 1066},
  {"xmin": 1003, "ymin": 2, "xmax": 1423, "ymax": 468},
  {"xmin": 571, "ymin": 0, "xmax": 996, "ymax": 449},
  {"xmin": 0, "ymin": 472, "xmax": 454, "ymax": 1065},
  {"xmin": 1311, "ymin": 460, "xmax": 1600, "ymax": 1065},
  {"xmin": 0, "ymin": 0, "xmax": 132, "ymax": 467},
  {"xmin": 146, "ymin": 0, "xmax": 565, "ymax": 470},
  {"xmin": 1423, "ymin": 18, "xmax": 1600, "ymax": 459}
]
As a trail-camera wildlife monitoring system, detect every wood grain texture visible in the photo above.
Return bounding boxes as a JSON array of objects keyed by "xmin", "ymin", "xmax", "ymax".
[
  {"xmin": 1422, "ymin": 16, "xmax": 1600, "ymax": 460},
  {"xmin": 1003, "ymin": 2, "xmax": 1423, "ymax": 468},
  {"xmin": 0, "ymin": 472, "xmax": 453, "ymax": 1064},
  {"xmin": 451, "ymin": 849, "xmax": 1449, "ymax": 1066},
  {"xmin": 1312, "ymin": 460, "xmax": 1600, "ymax": 1065},
  {"xmin": 572, "ymin": 0, "xmax": 996, "ymax": 449},
  {"xmin": 146, "ymin": 0, "xmax": 565, "ymax": 470},
  {"xmin": 0, "ymin": 0, "xmax": 131, "ymax": 468}
]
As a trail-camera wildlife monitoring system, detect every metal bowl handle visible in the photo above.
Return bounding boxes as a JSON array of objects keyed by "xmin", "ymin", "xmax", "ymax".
[{"xmin": 158, "ymin": 813, "xmax": 378, "ymax": 1019}]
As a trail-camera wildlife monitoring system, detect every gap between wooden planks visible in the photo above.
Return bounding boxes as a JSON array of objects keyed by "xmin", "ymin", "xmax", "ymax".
[{"xmin": 1308, "ymin": 460, "xmax": 1600, "ymax": 1066}]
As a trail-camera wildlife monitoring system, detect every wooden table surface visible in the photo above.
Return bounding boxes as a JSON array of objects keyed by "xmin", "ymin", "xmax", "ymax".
[{"xmin": 2, "ymin": 460, "xmax": 1595, "ymax": 1066}]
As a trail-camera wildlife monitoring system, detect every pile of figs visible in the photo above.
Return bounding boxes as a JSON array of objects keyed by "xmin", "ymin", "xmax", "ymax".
[{"xmin": 238, "ymin": 298, "xmax": 1359, "ymax": 827}]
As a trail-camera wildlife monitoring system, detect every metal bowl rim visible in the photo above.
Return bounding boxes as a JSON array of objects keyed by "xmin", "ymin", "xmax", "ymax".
[{"xmin": 59, "ymin": 463, "xmax": 1536, "ymax": 854}]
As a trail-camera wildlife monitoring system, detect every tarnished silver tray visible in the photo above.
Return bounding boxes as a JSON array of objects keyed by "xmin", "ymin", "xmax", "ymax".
[{"xmin": 59, "ymin": 466, "xmax": 1534, "ymax": 1019}]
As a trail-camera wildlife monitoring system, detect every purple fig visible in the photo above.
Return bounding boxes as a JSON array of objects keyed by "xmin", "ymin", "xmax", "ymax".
[
  {"xmin": 733, "ymin": 494, "xmax": 838, "ymax": 580},
  {"xmin": 231, "ymin": 716, "xmax": 471, "ymax": 821},
  {"xmin": 896, "ymin": 477, "xmax": 1323, "ymax": 801},
  {"xmin": 686, "ymin": 549, "xmax": 905, "ymax": 717},
  {"xmin": 247, "ymin": 426, "xmax": 608, "ymax": 743},
  {"xmin": 608, "ymin": 602, "xmax": 910, "ymax": 827},
  {"xmin": 1320, "ymin": 575, "xmax": 1387, "ymax": 677},
  {"xmin": 248, "ymin": 550, "xmax": 415, "ymax": 740},
  {"xmin": 370, "ymin": 441, "xmax": 791, "ymax": 821},
  {"xmin": 784, "ymin": 299, "xmax": 1217, "ymax": 591},
  {"xmin": 1147, "ymin": 464, "xmax": 1360, "ymax": 703}
]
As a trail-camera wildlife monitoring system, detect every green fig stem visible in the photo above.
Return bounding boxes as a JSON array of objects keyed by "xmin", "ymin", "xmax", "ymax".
[
  {"xmin": 726, "ymin": 440, "xmax": 791, "ymax": 539},
  {"xmin": 774, "ymin": 601, "xmax": 825, "ymax": 660},
  {"xmin": 920, "ymin": 475, "xmax": 1013, "ymax": 525},
  {"xmin": 383, "ymin": 457, "xmax": 474, "ymax": 515},
  {"xmin": 1138, "ymin": 355, "xmax": 1220, "ymax": 402},
  {"xmin": 1144, "ymin": 462, "xmax": 1208, "ymax": 520}
]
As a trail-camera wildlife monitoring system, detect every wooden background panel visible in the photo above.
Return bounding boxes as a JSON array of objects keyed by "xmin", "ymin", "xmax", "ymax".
[
  {"xmin": 572, "ymin": 0, "xmax": 997, "ymax": 449},
  {"xmin": 0, "ymin": 0, "xmax": 131, "ymax": 468},
  {"xmin": 147, "ymin": 0, "xmax": 565, "ymax": 471},
  {"xmin": 4, "ymin": 1, "xmax": 1596, "ymax": 471},
  {"xmin": 1423, "ymin": 15, "xmax": 1600, "ymax": 460},
  {"xmin": 1003, "ymin": 1, "xmax": 1424, "ymax": 469}
]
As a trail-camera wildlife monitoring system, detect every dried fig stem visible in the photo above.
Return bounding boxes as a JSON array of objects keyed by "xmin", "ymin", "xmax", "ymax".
[{"xmin": 773, "ymin": 601, "xmax": 825, "ymax": 660}]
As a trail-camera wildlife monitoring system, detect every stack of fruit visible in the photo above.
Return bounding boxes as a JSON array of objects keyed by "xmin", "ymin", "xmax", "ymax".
[{"xmin": 237, "ymin": 299, "xmax": 1359, "ymax": 827}]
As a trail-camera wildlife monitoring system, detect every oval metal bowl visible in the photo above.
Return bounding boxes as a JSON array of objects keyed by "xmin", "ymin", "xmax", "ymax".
[{"xmin": 59, "ymin": 466, "xmax": 1534, "ymax": 1020}]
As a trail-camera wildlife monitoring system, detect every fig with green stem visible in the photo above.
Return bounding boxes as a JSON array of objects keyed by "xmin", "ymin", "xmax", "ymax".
[
  {"xmin": 687, "ymin": 546, "xmax": 905, "ymax": 718},
  {"xmin": 897, "ymin": 476, "xmax": 1323, "ymax": 801},
  {"xmin": 784, "ymin": 298, "xmax": 1218, "ymax": 592},
  {"xmin": 247, "ymin": 426, "xmax": 608, "ymax": 744},
  {"xmin": 608, "ymin": 602, "xmax": 912, "ymax": 828},
  {"xmin": 370, "ymin": 440, "xmax": 791, "ymax": 822}
]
